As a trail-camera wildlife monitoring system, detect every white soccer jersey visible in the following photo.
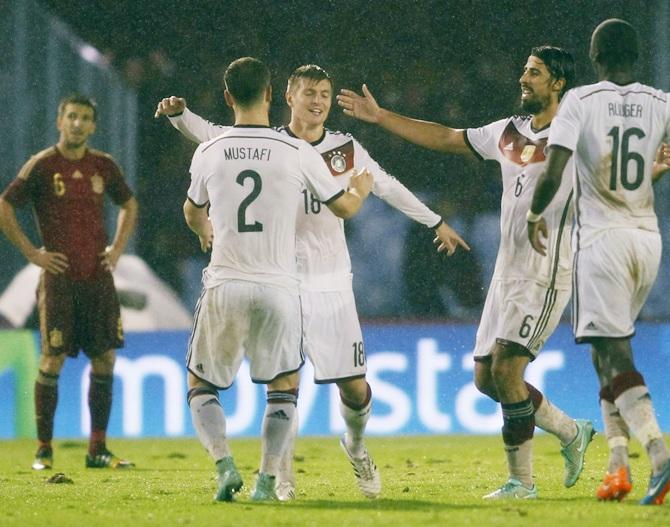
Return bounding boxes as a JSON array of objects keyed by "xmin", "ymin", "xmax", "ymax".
[
  {"xmin": 188, "ymin": 125, "xmax": 344, "ymax": 290},
  {"xmin": 549, "ymin": 81, "xmax": 670, "ymax": 249},
  {"xmin": 173, "ymin": 109, "xmax": 442, "ymax": 291},
  {"xmin": 466, "ymin": 116, "xmax": 573, "ymax": 289}
]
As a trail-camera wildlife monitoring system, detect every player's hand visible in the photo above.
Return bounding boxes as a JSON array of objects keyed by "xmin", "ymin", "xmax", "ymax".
[
  {"xmin": 99, "ymin": 245, "xmax": 122, "ymax": 272},
  {"xmin": 30, "ymin": 247, "xmax": 69, "ymax": 274},
  {"xmin": 198, "ymin": 219, "xmax": 213, "ymax": 253},
  {"xmin": 433, "ymin": 222, "xmax": 470, "ymax": 256},
  {"xmin": 348, "ymin": 167, "xmax": 374, "ymax": 198},
  {"xmin": 528, "ymin": 217, "xmax": 548, "ymax": 256},
  {"xmin": 656, "ymin": 142, "xmax": 670, "ymax": 166},
  {"xmin": 337, "ymin": 84, "xmax": 382, "ymax": 123},
  {"xmin": 154, "ymin": 96, "xmax": 187, "ymax": 118}
]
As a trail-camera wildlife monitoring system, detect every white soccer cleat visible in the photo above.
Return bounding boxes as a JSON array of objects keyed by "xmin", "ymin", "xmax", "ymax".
[
  {"xmin": 276, "ymin": 479, "xmax": 296, "ymax": 501},
  {"xmin": 483, "ymin": 479, "xmax": 538, "ymax": 500},
  {"xmin": 339, "ymin": 436, "xmax": 381, "ymax": 499}
]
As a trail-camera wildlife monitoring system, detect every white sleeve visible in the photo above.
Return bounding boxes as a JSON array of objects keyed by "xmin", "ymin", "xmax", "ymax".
[
  {"xmin": 356, "ymin": 140, "xmax": 442, "ymax": 228},
  {"xmin": 168, "ymin": 107, "xmax": 230, "ymax": 144},
  {"xmin": 465, "ymin": 118, "xmax": 508, "ymax": 161},
  {"xmin": 0, "ymin": 264, "xmax": 40, "ymax": 327},
  {"xmin": 299, "ymin": 143, "xmax": 345, "ymax": 204},
  {"xmin": 548, "ymin": 90, "xmax": 582, "ymax": 151},
  {"xmin": 187, "ymin": 145, "xmax": 210, "ymax": 206}
]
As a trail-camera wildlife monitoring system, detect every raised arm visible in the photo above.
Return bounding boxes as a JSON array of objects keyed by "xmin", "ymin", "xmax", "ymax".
[
  {"xmin": 337, "ymin": 84, "xmax": 472, "ymax": 156},
  {"xmin": 155, "ymin": 96, "xmax": 228, "ymax": 143}
]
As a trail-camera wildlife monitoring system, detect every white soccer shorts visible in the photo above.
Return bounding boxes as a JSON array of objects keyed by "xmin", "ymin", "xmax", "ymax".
[
  {"xmin": 187, "ymin": 280, "xmax": 304, "ymax": 388},
  {"xmin": 300, "ymin": 287, "xmax": 366, "ymax": 383},
  {"xmin": 572, "ymin": 228, "xmax": 661, "ymax": 342},
  {"xmin": 474, "ymin": 278, "xmax": 570, "ymax": 360}
]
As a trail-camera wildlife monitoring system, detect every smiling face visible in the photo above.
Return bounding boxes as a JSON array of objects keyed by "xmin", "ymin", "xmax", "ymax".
[
  {"xmin": 57, "ymin": 103, "xmax": 96, "ymax": 148},
  {"xmin": 518, "ymin": 55, "xmax": 557, "ymax": 115},
  {"xmin": 286, "ymin": 77, "xmax": 332, "ymax": 128}
]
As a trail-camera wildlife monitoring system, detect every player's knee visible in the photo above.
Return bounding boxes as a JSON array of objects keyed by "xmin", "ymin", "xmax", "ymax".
[
  {"xmin": 38, "ymin": 353, "xmax": 65, "ymax": 375},
  {"xmin": 90, "ymin": 349, "xmax": 116, "ymax": 375},
  {"xmin": 473, "ymin": 359, "xmax": 497, "ymax": 396},
  {"xmin": 339, "ymin": 379, "xmax": 371, "ymax": 409}
]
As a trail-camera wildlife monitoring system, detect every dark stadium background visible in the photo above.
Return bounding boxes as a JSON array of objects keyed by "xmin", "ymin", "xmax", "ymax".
[{"xmin": 3, "ymin": 0, "xmax": 668, "ymax": 320}]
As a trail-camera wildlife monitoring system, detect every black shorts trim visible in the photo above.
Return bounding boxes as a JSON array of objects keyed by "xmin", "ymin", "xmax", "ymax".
[
  {"xmin": 187, "ymin": 368, "xmax": 230, "ymax": 391},
  {"xmin": 314, "ymin": 373, "xmax": 366, "ymax": 385},
  {"xmin": 575, "ymin": 331, "xmax": 635, "ymax": 345},
  {"xmin": 495, "ymin": 338, "xmax": 536, "ymax": 361},
  {"xmin": 251, "ymin": 361, "xmax": 305, "ymax": 385}
]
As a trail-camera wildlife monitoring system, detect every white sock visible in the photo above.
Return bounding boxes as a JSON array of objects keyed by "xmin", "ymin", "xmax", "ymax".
[
  {"xmin": 534, "ymin": 398, "xmax": 578, "ymax": 445},
  {"xmin": 188, "ymin": 392, "xmax": 231, "ymax": 461},
  {"xmin": 505, "ymin": 439, "xmax": 533, "ymax": 488},
  {"xmin": 278, "ymin": 408, "xmax": 298, "ymax": 484},
  {"xmin": 340, "ymin": 398, "xmax": 371, "ymax": 458},
  {"xmin": 600, "ymin": 398, "xmax": 630, "ymax": 472},
  {"xmin": 260, "ymin": 400, "xmax": 296, "ymax": 476},
  {"xmin": 615, "ymin": 386, "xmax": 669, "ymax": 473}
]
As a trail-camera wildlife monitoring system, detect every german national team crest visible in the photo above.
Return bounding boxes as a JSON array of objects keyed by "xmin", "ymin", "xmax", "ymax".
[
  {"xmin": 330, "ymin": 154, "xmax": 347, "ymax": 173},
  {"xmin": 321, "ymin": 140, "xmax": 355, "ymax": 176},
  {"xmin": 520, "ymin": 145, "xmax": 536, "ymax": 163},
  {"xmin": 91, "ymin": 174, "xmax": 104, "ymax": 194},
  {"xmin": 49, "ymin": 328, "xmax": 63, "ymax": 348}
]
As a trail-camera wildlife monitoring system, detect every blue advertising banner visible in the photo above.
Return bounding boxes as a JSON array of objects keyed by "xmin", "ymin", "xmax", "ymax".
[{"xmin": 1, "ymin": 323, "xmax": 670, "ymax": 439}]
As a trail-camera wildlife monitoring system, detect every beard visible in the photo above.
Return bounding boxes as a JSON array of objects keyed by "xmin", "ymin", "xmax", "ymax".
[{"xmin": 520, "ymin": 94, "xmax": 549, "ymax": 115}]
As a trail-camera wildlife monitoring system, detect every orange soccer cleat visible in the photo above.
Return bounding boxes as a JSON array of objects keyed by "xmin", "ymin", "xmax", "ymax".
[{"xmin": 596, "ymin": 466, "xmax": 632, "ymax": 501}]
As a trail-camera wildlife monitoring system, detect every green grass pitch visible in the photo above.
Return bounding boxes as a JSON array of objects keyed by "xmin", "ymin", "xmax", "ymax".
[{"xmin": 1, "ymin": 434, "xmax": 669, "ymax": 526}]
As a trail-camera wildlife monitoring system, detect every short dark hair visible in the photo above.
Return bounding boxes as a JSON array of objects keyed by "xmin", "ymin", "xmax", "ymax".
[
  {"xmin": 58, "ymin": 94, "xmax": 97, "ymax": 121},
  {"xmin": 223, "ymin": 57, "xmax": 271, "ymax": 107},
  {"xmin": 590, "ymin": 18, "xmax": 638, "ymax": 68},
  {"xmin": 531, "ymin": 46, "xmax": 575, "ymax": 98},
  {"xmin": 287, "ymin": 64, "xmax": 332, "ymax": 93}
]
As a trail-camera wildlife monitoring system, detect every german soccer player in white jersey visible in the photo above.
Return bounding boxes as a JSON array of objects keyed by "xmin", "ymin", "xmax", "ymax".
[
  {"xmin": 529, "ymin": 19, "xmax": 670, "ymax": 505},
  {"xmin": 183, "ymin": 57, "xmax": 373, "ymax": 502},
  {"xmin": 156, "ymin": 65, "xmax": 468, "ymax": 500},
  {"xmin": 338, "ymin": 47, "xmax": 596, "ymax": 499}
]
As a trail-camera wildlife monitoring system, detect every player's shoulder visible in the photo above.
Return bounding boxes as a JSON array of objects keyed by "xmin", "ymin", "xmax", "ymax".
[
  {"xmin": 88, "ymin": 147, "xmax": 118, "ymax": 163},
  {"xmin": 17, "ymin": 146, "xmax": 58, "ymax": 179},
  {"xmin": 87, "ymin": 148, "xmax": 124, "ymax": 172}
]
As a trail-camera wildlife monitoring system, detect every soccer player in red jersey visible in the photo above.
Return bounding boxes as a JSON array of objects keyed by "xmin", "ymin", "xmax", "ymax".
[{"xmin": 0, "ymin": 94, "xmax": 138, "ymax": 470}]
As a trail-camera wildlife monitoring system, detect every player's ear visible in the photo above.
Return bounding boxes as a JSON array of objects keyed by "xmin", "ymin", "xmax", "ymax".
[
  {"xmin": 223, "ymin": 90, "xmax": 234, "ymax": 109},
  {"xmin": 552, "ymin": 77, "xmax": 566, "ymax": 95},
  {"xmin": 265, "ymin": 85, "xmax": 272, "ymax": 103}
]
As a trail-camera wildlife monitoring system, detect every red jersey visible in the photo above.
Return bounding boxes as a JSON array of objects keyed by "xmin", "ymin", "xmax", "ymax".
[{"xmin": 2, "ymin": 146, "xmax": 133, "ymax": 280}]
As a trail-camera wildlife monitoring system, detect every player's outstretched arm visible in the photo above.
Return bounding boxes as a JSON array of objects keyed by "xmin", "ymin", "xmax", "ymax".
[
  {"xmin": 0, "ymin": 198, "xmax": 68, "ymax": 274},
  {"xmin": 155, "ymin": 96, "xmax": 227, "ymax": 143},
  {"xmin": 154, "ymin": 96, "xmax": 186, "ymax": 118},
  {"xmin": 652, "ymin": 143, "xmax": 670, "ymax": 183},
  {"xmin": 327, "ymin": 168, "xmax": 373, "ymax": 219},
  {"xmin": 434, "ymin": 222, "xmax": 470, "ymax": 256},
  {"xmin": 337, "ymin": 84, "xmax": 472, "ymax": 156}
]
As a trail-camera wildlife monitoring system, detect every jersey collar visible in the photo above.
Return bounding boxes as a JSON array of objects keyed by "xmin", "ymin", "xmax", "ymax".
[{"xmin": 284, "ymin": 125, "xmax": 326, "ymax": 146}]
